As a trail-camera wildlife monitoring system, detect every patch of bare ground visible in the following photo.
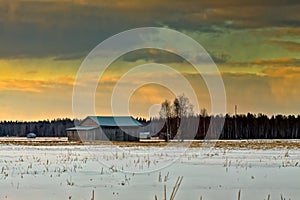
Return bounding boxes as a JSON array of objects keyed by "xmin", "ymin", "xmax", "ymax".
[
  {"xmin": 0, "ymin": 140, "xmax": 83, "ymax": 146},
  {"xmin": 1, "ymin": 137, "xmax": 300, "ymax": 149},
  {"xmin": 85, "ymin": 139, "xmax": 300, "ymax": 149},
  {"xmin": 198, "ymin": 140, "xmax": 300, "ymax": 149},
  {"xmin": 110, "ymin": 140, "xmax": 300, "ymax": 149},
  {"xmin": 0, "ymin": 137, "xmax": 82, "ymax": 146}
]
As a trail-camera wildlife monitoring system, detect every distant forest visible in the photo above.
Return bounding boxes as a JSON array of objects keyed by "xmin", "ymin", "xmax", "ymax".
[
  {"xmin": 146, "ymin": 114, "xmax": 300, "ymax": 140},
  {"xmin": 0, "ymin": 119, "xmax": 74, "ymax": 137},
  {"xmin": 146, "ymin": 95, "xmax": 300, "ymax": 140},
  {"xmin": 0, "ymin": 114, "xmax": 299, "ymax": 139}
]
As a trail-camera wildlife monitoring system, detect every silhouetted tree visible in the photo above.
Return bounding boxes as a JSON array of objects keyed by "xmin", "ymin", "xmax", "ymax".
[{"xmin": 159, "ymin": 100, "xmax": 172, "ymax": 141}]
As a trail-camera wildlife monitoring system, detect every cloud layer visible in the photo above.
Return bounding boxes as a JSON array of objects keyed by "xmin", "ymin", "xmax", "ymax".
[
  {"xmin": 1, "ymin": 0, "xmax": 300, "ymax": 120},
  {"xmin": 1, "ymin": 0, "xmax": 300, "ymax": 58}
]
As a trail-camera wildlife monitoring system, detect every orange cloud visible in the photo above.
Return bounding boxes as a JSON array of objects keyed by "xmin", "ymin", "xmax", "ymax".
[
  {"xmin": 221, "ymin": 71, "xmax": 300, "ymax": 115},
  {"xmin": 99, "ymin": 75, "xmax": 121, "ymax": 84},
  {"xmin": 0, "ymin": 76, "xmax": 74, "ymax": 93},
  {"xmin": 262, "ymin": 67, "xmax": 300, "ymax": 78},
  {"xmin": 131, "ymin": 84, "xmax": 176, "ymax": 103},
  {"xmin": 249, "ymin": 58, "xmax": 300, "ymax": 68},
  {"xmin": 268, "ymin": 75, "xmax": 300, "ymax": 104},
  {"xmin": 129, "ymin": 84, "xmax": 176, "ymax": 118}
]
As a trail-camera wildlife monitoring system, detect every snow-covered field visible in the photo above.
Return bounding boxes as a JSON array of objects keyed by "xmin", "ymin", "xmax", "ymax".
[
  {"xmin": 0, "ymin": 144, "xmax": 299, "ymax": 200},
  {"xmin": 0, "ymin": 137, "xmax": 68, "ymax": 142}
]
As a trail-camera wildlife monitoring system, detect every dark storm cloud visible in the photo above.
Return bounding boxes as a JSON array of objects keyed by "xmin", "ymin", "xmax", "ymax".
[
  {"xmin": 53, "ymin": 53, "xmax": 87, "ymax": 61},
  {"xmin": 252, "ymin": 58, "xmax": 300, "ymax": 67},
  {"xmin": 121, "ymin": 49, "xmax": 185, "ymax": 63},
  {"xmin": 120, "ymin": 49, "xmax": 230, "ymax": 64},
  {"xmin": 209, "ymin": 52, "xmax": 230, "ymax": 64},
  {"xmin": 0, "ymin": 0, "xmax": 299, "ymax": 58},
  {"xmin": 268, "ymin": 40, "xmax": 300, "ymax": 52}
]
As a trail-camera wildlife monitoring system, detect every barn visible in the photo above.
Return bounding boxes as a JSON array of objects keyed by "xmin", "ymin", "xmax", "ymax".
[{"xmin": 66, "ymin": 116, "xmax": 142, "ymax": 142}]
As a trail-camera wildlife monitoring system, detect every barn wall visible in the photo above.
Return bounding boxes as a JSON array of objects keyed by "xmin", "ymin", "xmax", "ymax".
[
  {"xmin": 101, "ymin": 127, "xmax": 119, "ymax": 141},
  {"xmin": 122, "ymin": 127, "xmax": 139, "ymax": 141},
  {"xmin": 100, "ymin": 127, "xmax": 139, "ymax": 141},
  {"xmin": 78, "ymin": 131, "xmax": 87, "ymax": 140},
  {"xmin": 95, "ymin": 128, "xmax": 110, "ymax": 141},
  {"xmin": 67, "ymin": 126, "xmax": 140, "ymax": 141},
  {"xmin": 118, "ymin": 127, "xmax": 139, "ymax": 141},
  {"xmin": 67, "ymin": 130, "xmax": 80, "ymax": 141},
  {"xmin": 68, "ymin": 130, "xmax": 97, "ymax": 141}
]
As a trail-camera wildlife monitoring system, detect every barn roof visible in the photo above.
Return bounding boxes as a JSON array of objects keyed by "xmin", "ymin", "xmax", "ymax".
[
  {"xmin": 66, "ymin": 126, "xmax": 98, "ymax": 131},
  {"xmin": 88, "ymin": 116, "xmax": 142, "ymax": 127}
]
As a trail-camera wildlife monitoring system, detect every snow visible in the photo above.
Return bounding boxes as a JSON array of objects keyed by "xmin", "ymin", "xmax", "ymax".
[{"xmin": 0, "ymin": 144, "xmax": 299, "ymax": 200}]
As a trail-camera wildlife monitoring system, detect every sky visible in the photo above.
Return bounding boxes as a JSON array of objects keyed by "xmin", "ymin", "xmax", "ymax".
[{"xmin": 0, "ymin": 0, "xmax": 300, "ymax": 121}]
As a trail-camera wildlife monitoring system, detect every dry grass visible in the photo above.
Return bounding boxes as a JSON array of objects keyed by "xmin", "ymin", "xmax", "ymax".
[
  {"xmin": 1, "ymin": 137, "xmax": 300, "ymax": 149},
  {"xmin": 113, "ymin": 140, "xmax": 300, "ymax": 149},
  {"xmin": 0, "ymin": 137, "xmax": 82, "ymax": 146},
  {"xmin": 210, "ymin": 140, "xmax": 300, "ymax": 149}
]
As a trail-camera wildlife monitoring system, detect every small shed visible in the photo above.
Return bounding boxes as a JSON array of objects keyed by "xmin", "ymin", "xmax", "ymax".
[
  {"xmin": 27, "ymin": 133, "xmax": 37, "ymax": 138},
  {"xmin": 66, "ymin": 116, "xmax": 142, "ymax": 142}
]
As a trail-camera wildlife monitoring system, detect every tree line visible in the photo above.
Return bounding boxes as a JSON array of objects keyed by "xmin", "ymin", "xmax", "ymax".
[
  {"xmin": 142, "ymin": 95, "xmax": 300, "ymax": 140},
  {"xmin": 146, "ymin": 113, "xmax": 300, "ymax": 140},
  {"xmin": 0, "ymin": 96, "xmax": 299, "ymax": 140},
  {"xmin": 0, "ymin": 118, "xmax": 74, "ymax": 137}
]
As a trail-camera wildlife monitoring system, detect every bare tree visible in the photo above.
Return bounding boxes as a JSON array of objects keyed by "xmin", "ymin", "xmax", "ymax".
[
  {"xmin": 176, "ymin": 94, "xmax": 194, "ymax": 117},
  {"xmin": 200, "ymin": 108, "xmax": 208, "ymax": 117},
  {"xmin": 159, "ymin": 100, "xmax": 172, "ymax": 141},
  {"xmin": 172, "ymin": 94, "xmax": 194, "ymax": 141},
  {"xmin": 200, "ymin": 108, "xmax": 208, "ymax": 137},
  {"xmin": 173, "ymin": 98, "xmax": 181, "ymax": 139}
]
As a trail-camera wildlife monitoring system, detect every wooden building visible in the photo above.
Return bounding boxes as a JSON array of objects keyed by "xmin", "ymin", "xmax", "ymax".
[{"xmin": 66, "ymin": 116, "xmax": 142, "ymax": 141}]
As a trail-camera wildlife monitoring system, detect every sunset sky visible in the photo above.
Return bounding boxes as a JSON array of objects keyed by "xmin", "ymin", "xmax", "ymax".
[{"xmin": 0, "ymin": 0, "xmax": 300, "ymax": 121}]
